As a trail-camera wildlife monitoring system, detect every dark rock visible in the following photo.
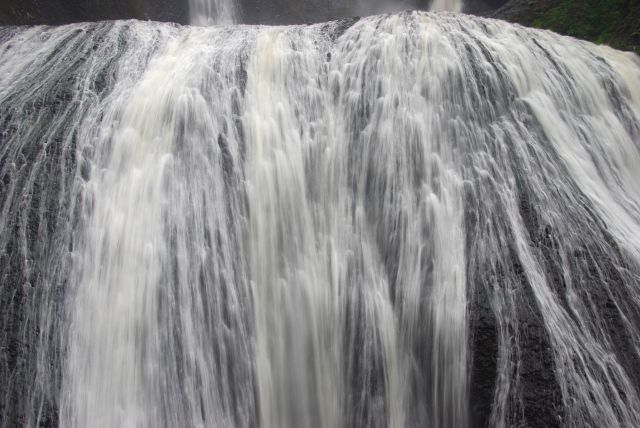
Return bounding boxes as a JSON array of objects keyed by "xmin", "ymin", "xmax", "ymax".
[{"xmin": 0, "ymin": 0, "xmax": 189, "ymax": 25}]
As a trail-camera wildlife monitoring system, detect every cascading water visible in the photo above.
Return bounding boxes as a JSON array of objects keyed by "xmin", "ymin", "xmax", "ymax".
[
  {"xmin": 189, "ymin": 0, "xmax": 237, "ymax": 24},
  {"xmin": 1, "ymin": 11, "xmax": 640, "ymax": 428}
]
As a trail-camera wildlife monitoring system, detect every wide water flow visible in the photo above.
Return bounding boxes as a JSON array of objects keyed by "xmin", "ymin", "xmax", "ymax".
[{"xmin": 1, "ymin": 11, "xmax": 640, "ymax": 428}]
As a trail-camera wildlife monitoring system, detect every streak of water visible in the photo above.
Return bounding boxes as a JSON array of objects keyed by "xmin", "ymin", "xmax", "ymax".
[
  {"xmin": 190, "ymin": 0, "xmax": 237, "ymax": 25},
  {"xmin": 0, "ymin": 11, "xmax": 639, "ymax": 428}
]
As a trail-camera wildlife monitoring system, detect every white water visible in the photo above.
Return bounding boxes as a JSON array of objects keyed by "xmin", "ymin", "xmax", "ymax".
[
  {"xmin": 0, "ymin": 11, "xmax": 640, "ymax": 428},
  {"xmin": 351, "ymin": 0, "xmax": 462, "ymax": 16},
  {"xmin": 190, "ymin": 0, "xmax": 237, "ymax": 25}
]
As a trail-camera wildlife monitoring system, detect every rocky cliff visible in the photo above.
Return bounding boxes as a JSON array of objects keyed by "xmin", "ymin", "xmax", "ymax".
[{"xmin": 0, "ymin": 0, "xmax": 187, "ymax": 25}]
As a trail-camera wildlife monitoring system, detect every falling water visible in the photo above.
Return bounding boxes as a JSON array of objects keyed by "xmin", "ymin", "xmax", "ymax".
[
  {"xmin": 1, "ymin": 11, "xmax": 640, "ymax": 428},
  {"xmin": 189, "ymin": 0, "xmax": 237, "ymax": 25}
]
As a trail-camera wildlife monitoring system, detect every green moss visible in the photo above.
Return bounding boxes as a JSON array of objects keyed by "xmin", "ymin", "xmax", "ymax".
[
  {"xmin": 529, "ymin": 0, "xmax": 638, "ymax": 53},
  {"xmin": 533, "ymin": 0, "xmax": 618, "ymax": 38}
]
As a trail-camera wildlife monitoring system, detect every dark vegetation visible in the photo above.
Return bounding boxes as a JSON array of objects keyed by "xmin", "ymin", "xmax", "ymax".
[
  {"xmin": 0, "ymin": 0, "xmax": 187, "ymax": 25},
  {"xmin": 491, "ymin": 0, "xmax": 640, "ymax": 54}
]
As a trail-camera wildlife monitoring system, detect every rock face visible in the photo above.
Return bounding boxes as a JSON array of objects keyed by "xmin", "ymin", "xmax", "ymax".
[
  {"xmin": 0, "ymin": 0, "xmax": 509, "ymax": 25},
  {"xmin": 0, "ymin": 0, "xmax": 188, "ymax": 25}
]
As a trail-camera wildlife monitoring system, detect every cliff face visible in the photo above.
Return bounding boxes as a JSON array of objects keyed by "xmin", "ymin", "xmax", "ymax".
[
  {"xmin": 237, "ymin": 0, "xmax": 506, "ymax": 24},
  {"xmin": 0, "ymin": 0, "xmax": 188, "ymax": 25},
  {"xmin": 0, "ymin": 0, "xmax": 504, "ymax": 26}
]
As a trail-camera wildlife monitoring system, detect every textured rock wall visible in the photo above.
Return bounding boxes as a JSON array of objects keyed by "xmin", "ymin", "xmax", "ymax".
[
  {"xmin": 0, "ymin": 0, "xmax": 507, "ymax": 26},
  {"xmin": 0, "ymin": 0, "xmax": 188, "ymax": 25}
]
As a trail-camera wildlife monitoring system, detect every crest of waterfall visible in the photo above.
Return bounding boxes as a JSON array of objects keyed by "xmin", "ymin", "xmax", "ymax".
[
  {"xmin": 189, "ymin": 0, "xmax": 462, "ymax": 25},
  {"xmin": 1, "ymin": 11, "xmax": 640, "ymax": 428},
  {"xmin": 350, "ymin": 0, "xmax": 462, "ymax": 16}
]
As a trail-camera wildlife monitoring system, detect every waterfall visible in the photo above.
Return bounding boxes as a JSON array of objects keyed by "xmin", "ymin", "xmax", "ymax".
[
  {"xmin": 1, "ymin": 11, "xmax": 640, "ymax": 428},
  {"xmin": 189, "ymin": 0, "xmax": 237, "ymax": 24}
]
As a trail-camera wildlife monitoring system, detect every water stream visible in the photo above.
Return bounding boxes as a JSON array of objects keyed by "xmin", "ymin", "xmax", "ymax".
[{"xmin": 0, "ymin": 11, "xmax": 639, "ymax": 428}]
